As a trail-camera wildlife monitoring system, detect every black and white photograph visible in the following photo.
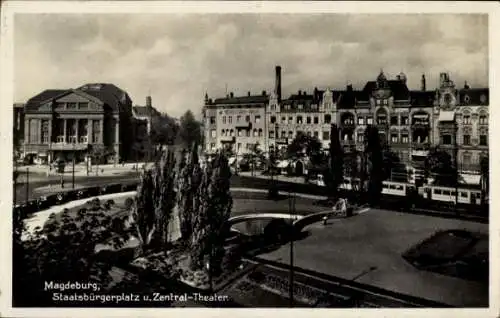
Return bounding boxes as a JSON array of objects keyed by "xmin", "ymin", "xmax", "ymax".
[{"xmin": 1, "ymin": 1, "xmax": 499, "ymax": 317}]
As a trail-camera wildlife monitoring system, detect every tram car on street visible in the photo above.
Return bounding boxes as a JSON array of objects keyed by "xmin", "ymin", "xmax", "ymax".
[{"xmin": 418, "ymin": 184, "xmax": 482, "ymax": 206}]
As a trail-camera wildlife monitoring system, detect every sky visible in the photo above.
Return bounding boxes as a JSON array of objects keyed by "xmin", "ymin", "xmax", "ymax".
[{"xmin": 14, "ymin": 14, "xmax": 488, "ymax": 118}]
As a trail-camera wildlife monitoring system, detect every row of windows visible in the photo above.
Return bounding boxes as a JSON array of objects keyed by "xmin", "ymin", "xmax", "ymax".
[
  {"xmin": 219, "ymin": 115, "xmax": 261, "ymax": 125},
  {"xmin": 55, "ymin": 102, "xmax": 90, "ymax": 110},
  {"xmin": 207, "ymin": 142, "xmax": 260, "ymax": 151},
  {"xmin": 442, "ymin": 134, "xmax": 488, "ymax": 146},
  {"xmin": 219, "ymin": 129, "xmax": 264, "ymax": 138},
  {"xmin": 461, "ymin": 115, "xmax": 488, "ymax": 125}
]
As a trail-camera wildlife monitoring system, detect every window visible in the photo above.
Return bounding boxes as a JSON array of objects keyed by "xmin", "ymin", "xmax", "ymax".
[
  {"xmin": 377, "ymin": 115, "xmax": 387, "ymax": 125},
  {"xmin": 463, "ymin": 154, "xmax": 472, "ymax": 165},
  {"xmin": 210, "ymin": 143, "xmax": 216, "ymax": 150},
  {"xmin": 92, "ymin": 120, "xmax": 101, "ymax": 143},
  {"xmin": 245, "ymin": 115, "xmax": 250, "ymax": 122},
  {"xmin": 401, "ymin": 134, "xmax": 409, "ymax": 143},
  {"xmin": 324, "ymin": 114, "xmax": 331, "ymax": 124},
  {"xmin": 246, "ymin": 130, "xmax": 250, "ymax": 137},
  {"xmin": 270, "ymin": 116, "xmax": 276, "ymax": 124},
  {"xmin": 221, "ymin": 129, "xmax": 225, "ymax": 137},
  {"xmin": 237, "ymin": 143, "xmax": 242, "ymax": 151},
  {"xmin": 441, "ymin": 134, "xmax": 452, "ymax": 145},
  {"xmin": 255, "ymin": 115, "xmax": 261, "ymax": 123},
  {"xmin": 323, "ymin": 130, "xmax": 330, "ymax": 140},
  {"xmin": 288, "ymin": 116, "xmax": 293, "ymax": 124},
  {"xmin": 288, "ymin": 131, "xmax": 293, "ymax": 138},
  {"xmin": 401, "ymin": 116, "xmax": 409, "ymax": 125},
  {"xmin": 67, "ymin": 102, "xmax": 77, "ymax": 109},
  {"xmin": 480, "ymin": 135, "xmax": 488, "ymax": 146},
  {"xmin": 237, "ymin": 130, "xmax": 242, "ymax": 137},
  {"xmin": 228, "ymin": 116, "xmax": 232, "ymax": 124},
  {"xmin": 211, "ymin": 129, "xmax": 216, "ymax": 138},
  {"xmin": 357, "ymin": 133, "xmax": 364, "ymax": 143},
  {"xmin": 390, "ymin": 116, "xmax": 398, "ymax": 125},
  {"xmin": 367, "ymin": 117, "xmax": 373, "ymax": 125},
  {"xmin": 460, "ymin": 192, "xmax": 468, "ymax": 198},
  {"xmin": 463, "ymin": 135, "xmax": 471, "ymax": 145},
  {"xmin": 391, "ymin": 134, "xmax": 398, "ymax": 143},
  {"xmin": 479, "ymin": 115, "xmax": 487, "ymax": 125},
  {"xmin": 41, "ymin": 120, "xmax": 49, "ymax": 143},
  {"xmin": 230, "ymin": 129, "xmax": 234, "ymax": 137},
  {"xmin": 314, "ymin": 131, "xmax": 319, "ymax": 139},
  {"xmin": 281, "ymin": 131, "xmax": 286, "ymax": 138},
  {"xmin": 258, "ymin": 129, "xmax": 263, "ymax": 137},
  {"xmin": 281, "ymin": 116, "xmax": 286, "ymax": 124},
  {"xmin": 306, "ymin": 117, "xmax": 311, "ymax": 124},
  {"xmin": 237, "ymin": 115, "xmax": 241, "ymax": 122},
  {"xmin": 269, "ymin": 131, "xmax": 275, "ymax": 138},
  {"xmin": 222, "ymin": 116, "xmax": 226, "ymax": 124},
  {"xmin": 358, "ymin": 117, "xmax": 364, "ymax": 125},
  {"xmin": 463, "ymin": 115, "xmax": 471, "ymax": 124},
  {"xmin": 78, "ymin": 102, "xmax": 89, "ymax": 110},
  {"xmin": 253, "ymin": 129, "xmax": 258, "ymax": 137},
  {"xmin": 210, "ymin": 116, "xmax": 216, "ymax": 124},
  {"xmin": 297, "ymin": 116, "xmax": 303, "ymax": 124},
  {"xmin": 314, "ymin": 116, "xmax": 319, "ymax": 124},
  {"xmin": 376, "ymin": 100, "xmax": 381, "ymax": 106},
  {"xmin": 384, "ymin": 100, "xmax": 389, "ymax": 106}
]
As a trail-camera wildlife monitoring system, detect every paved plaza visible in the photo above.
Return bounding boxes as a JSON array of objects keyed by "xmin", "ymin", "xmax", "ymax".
[{"xmin": 258, "ymin": 208, "xmax": 488, "ymax": 307}]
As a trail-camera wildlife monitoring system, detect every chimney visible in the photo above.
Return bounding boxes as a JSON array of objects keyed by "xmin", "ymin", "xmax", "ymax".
[
  {"xmin": 146, "ymin": 95, "xmax": 152, "ymax": 108},
  {"xmin": 248, "ymin": 91, "xmax": 251, "ymax": 96},
  {"xmin": 230, "ymin": 92, "xmax": 234, "ymax": 98},
  {"xmin": 275, "ymin": 65, "xmax": 282, "ymax": 102},
  {"xmin": 347, "ymin": 84, "xmax": 353, "ymax": 92},
  {"xmin": 303, "ymin": 90, "xmax": 307, "ymax": 96},
  {"xmin": 298, "ymin": 90, "xmax": 302, "ymax": 96},
  {"xmin": 396, "ymin": 75, "xmax": 401, "ymax": 81},
  {"xmin": 262, "ymin": 90, "xmax": 267, "ymax": 96},
  {"xmin": 464, "ymin": 81, "xmax": 470, "ymax": 89},
  {"xmin": 421, "ymin": 74, "xmax": 426, "ymax": 91}
]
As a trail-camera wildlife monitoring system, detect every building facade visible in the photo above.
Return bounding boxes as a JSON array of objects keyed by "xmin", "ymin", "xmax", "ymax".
[
  {"xmin": 22, "ymin": 83, "xmax": 135, "ymax": 164},
  {"xmin": 202, "ymin": 66, "xmax": 489, "ymax": 172}
]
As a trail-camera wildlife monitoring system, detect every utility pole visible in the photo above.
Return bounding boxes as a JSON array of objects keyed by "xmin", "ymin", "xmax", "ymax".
[
  {"xmin": 25, "ymin": 167, "xmax": 29, "ymax": 205},
  {"xmin": 288, "ymin": 192, "xmax": 295, "ymax": 307}
]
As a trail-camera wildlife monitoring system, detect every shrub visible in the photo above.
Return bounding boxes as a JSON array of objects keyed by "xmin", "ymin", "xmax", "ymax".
[
  {"xmin": 106, "ymin": 199, "xmax": 115, "ymax": 206},
  {"xmin": 62, "ymin": 208, "xmax": 70, "ymax": 215},
  {"xmin": 77, "ymin": 208, "xmax": 87, "ymax": 216},
  {"xmin": 124, "ymin": 198, "xmax": 134, "ymax": 210}
]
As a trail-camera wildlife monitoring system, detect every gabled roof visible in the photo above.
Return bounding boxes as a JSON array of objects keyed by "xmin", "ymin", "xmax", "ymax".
[
  {"xmin": 24, "ymin": 83, "xmax": 130, "ymax": 113},
  {"xmin": 25, "ymin": 89, "xmax": 68, "ymax": 111},
  {"xmin": 213, "ymin": 95, "xmax": 269, "ymax": 105}
]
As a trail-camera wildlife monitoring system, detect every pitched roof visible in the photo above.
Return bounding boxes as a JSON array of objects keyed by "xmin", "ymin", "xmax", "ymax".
[
  {"xmin": 362, "ymin": 80, "xmax": 410, "ymax": 100},
  {"xmin": 133, "ymin": 106, "xmax": 160, "ymax": 117},
  {"xmin": 25, "ymin": 89, "xmax": 68, "ymax": 111},
  {"xmin": 458, "ymin": 88, "xmax": 489, "ymax": 106},
  {"xmin": 78, "ymin": 83, "xmax": 130, "ymax": 112},
  {"xmin": 410, "ymin": 91, "xmax": 435, "ymax": 107},
  {"xmin": 213, "ymin": 95, "xmax": 269, "ymax": 105}
]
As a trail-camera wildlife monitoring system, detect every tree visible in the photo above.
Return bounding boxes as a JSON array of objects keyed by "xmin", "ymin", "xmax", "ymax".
[
  {"xmin": 178, "ymin": 110, "xmax": 202, "ymax": 148},
  {"xmin": 382, "ymin": 145, "xmax": 402, "ymax": 181},
  {"xmin": 364, "ymin": 125, "xmax": 384, "ymax": 206},
  {"xmin": 177, "ymin": 144, "xmax": 202, "ymax": 243},
  {"xmin": 131, "ymin": 149, "xmax": 178, "ymax": 253},
  {"xmin": 189, "ymin": 151, "xmax": 233, "ymax": 275},
  {"xmin": 286, "ymin": 132, "xmax": 322, "ymax": 162},
  {"xmin": 325, "ymin": 124, "xmax": 344, "ymax": 200},
  {"xmin": 424, "ymin": 146, "xmax": 458, "ymax": 186},
  {"xmin": 480, "ymin": 153, "xmax": 489, "ymax": 200},
  {"xmin": 151, "ymin": 113, "xmax": 179, "ymax": 146}
]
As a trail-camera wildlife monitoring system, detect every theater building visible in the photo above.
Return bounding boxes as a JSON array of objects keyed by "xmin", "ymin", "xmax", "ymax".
[{"xmin": 22, "ymin": 83, "xmax": 134, "ymax": 164}]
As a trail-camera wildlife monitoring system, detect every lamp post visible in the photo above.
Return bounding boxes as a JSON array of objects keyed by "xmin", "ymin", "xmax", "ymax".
[{"xmin": 72, "ymin": 140, "xmax": 76, "ymax": 189}]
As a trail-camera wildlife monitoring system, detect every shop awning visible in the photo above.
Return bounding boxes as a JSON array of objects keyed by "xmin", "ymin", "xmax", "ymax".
[{"xmin": 438, "ymin": 111, "xmax": 455, "ymax": 122}]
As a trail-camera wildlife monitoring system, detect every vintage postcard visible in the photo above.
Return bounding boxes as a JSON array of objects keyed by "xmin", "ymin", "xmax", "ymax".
[{"xmin": 0, "ymin": 1, "xmax": 499, "ymax": 318}]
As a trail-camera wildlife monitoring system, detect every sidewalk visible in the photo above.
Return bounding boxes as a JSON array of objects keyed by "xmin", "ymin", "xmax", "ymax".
[
  {"xmin": 16, "ymin": 162, "xmax": 154, "ymax": 177},
  {"xmin": 238, "ymin": 171, "xmax": 307, "ymax": 185}
]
